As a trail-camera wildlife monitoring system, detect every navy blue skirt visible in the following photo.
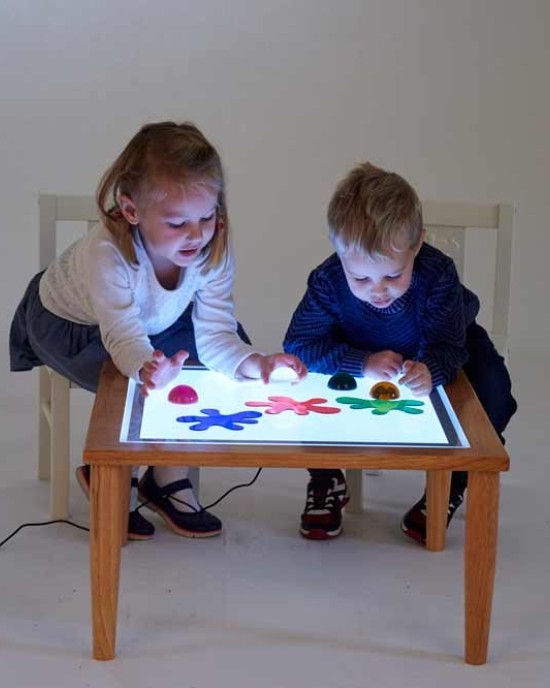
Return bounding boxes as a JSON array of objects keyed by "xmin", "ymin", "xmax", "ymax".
[{"xmin": 10, "ymin": 271, "xmax": 249, "ymax": 393}]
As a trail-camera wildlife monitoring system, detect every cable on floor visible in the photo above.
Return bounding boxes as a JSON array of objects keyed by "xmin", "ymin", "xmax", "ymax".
[{"xmin": 0, "ymin": 468, "xmax": 263, "ymax": 549}]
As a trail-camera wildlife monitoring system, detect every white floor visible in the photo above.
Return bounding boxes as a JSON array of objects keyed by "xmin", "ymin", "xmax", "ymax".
[{"xmin": 1, "ymin": 353, "xmax": 548, "ymax": 688}]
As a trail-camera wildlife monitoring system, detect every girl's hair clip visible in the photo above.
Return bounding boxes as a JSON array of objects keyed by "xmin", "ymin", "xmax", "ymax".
[{"xmin": 109, "ymin": 207, "xmax": 124, "ymax": 221}]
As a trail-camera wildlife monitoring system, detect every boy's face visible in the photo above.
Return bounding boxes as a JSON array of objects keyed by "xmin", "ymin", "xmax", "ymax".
[{"xmin": 338, "ymin": 243, "xmax": 421, "ymax": 309}]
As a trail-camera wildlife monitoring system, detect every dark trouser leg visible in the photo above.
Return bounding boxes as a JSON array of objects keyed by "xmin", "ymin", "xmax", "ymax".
[{"xmin": 452, "ymin": 323, "xmax": 518, "ymax": 493}]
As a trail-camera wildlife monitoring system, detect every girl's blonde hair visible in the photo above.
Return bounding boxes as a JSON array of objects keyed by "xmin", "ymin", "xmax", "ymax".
[
  {"xmin": 96, "ymin": 121, "xmax": 229, "ymax": 270},
  {"xmin": 327, "ymin": 162, "xmax": 423, "ymax": 258}
]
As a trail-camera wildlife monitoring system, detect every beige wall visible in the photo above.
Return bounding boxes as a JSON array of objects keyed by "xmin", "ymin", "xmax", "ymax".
[{"xmin": 1, "ymin": 0, "xmax": 548, "ymax": 378}]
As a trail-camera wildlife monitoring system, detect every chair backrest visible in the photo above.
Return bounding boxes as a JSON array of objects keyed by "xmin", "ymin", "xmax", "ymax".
[
  {"xmin": 39, "ymin": 195, "xmax": 514, "ymax": 356},
  {"xmin": 39, "ymin": 194, "xmax": 98, "ymax": 269},
  {"xmin": 421, "ymin": 201, "xmax": 515, "ymax": 355}
]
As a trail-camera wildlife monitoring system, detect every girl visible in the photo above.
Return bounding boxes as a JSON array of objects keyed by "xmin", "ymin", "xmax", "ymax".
[{"xmin": 11, "ymin": 121, "xmax": 306, "ymax": 540}]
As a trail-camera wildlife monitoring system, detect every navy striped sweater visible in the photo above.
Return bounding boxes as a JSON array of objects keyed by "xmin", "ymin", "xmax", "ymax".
[{"xmin": 283, "ymin": 243, "xmax": 480, "ymax": 387}]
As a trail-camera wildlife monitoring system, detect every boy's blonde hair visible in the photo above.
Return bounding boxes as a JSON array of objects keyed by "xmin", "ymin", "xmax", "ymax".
[
  {"xmin": 96, "ymin": 121, "xmax": 229, "ymax": 270},
  {"xmin": 327, "ymin": 162, "xmax": 423, "ymax": 258}
]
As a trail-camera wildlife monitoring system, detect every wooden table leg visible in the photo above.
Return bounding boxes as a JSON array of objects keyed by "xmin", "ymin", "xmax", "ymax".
[
  {"xmin": 464, "ymin": 471, "xmax": 499, "ymax": 665},
  {"xmin": 89, "ymin": 464, "xmax": 131, "ymax": 660},
  {"xmin": 425, "ymin": 470, "xmax": 451, "ymax": 551}
]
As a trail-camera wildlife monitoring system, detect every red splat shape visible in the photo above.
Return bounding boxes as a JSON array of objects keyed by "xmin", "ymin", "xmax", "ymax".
[
  {"xmin": 245, "ymin": 396, "xmax": 341, "ymax": 415},
  {"xmin": 168, "ymin": 384, "xmax": 198, "ymax": 404}
]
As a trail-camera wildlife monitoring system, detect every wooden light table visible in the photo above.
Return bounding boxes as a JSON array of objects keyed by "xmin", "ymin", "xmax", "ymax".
[{"xmin": 84, "ymin": 361, "xmax": 509, "ymax": 664}]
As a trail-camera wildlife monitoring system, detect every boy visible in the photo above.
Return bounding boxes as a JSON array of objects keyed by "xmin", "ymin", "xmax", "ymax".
[{"xmin": 284, "ymin": 162, "xmax": 517, "ymax": 543}]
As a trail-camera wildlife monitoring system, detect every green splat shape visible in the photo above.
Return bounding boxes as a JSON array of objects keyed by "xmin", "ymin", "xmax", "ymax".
[{"xmin": 335, "ymin": 396, "xmax": 425, "ymax": 415}]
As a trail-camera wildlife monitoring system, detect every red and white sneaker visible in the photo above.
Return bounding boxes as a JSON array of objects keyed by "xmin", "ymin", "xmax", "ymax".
[
  {"xmin": 400, "ymin": 488, "xmax": 465, "ymax": 546},
  {"xmin": 300, "ymin": 472, "xmax": 349, "ymax": 540}
]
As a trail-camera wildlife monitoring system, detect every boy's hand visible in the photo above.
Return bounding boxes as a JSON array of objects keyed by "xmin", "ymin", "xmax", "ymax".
[
  {"xmin": 364, "ymin": 350, "xmax": 403, "ymax": 379},
  {"xmin": 236, "ymin": 352, "xmax": 308, "ymax": 384},
  {"xmin": 140, "ymin": 349, "xmax": 189, "ymax": 396},
  {"xmin": 398, "ymin": 360, "xmax": 432, "ymax": 396}
]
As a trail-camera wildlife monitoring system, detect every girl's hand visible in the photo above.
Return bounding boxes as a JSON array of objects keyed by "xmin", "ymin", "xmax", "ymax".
[
  {"xmin": 236, "ymin": 352, "xmax": 308, "ymax": 384},
  {"xmin": 398, "ymin": 360, "xmax": 432, "ymax": 396},
  {"xmin": 140, "ymin": 349, "xmax": 189, "ymax": 396},
  {"xmin": 364, "ymin": 350, "xmax": 403, "ymax": 379}
]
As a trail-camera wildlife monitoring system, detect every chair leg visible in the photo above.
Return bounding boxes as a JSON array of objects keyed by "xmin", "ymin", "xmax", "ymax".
[
  {"xmin": 346, "ymin": 468, "xmax": 363, "ymax": 513},
  {"xmin": 50, "ymin": 370, "xmax": 71, "ymax": 519},
  {"xmin": 38, "ymin": 367, "xmax": 51, "ymax": 481},
  {"xmin": 188, "ymin": 466, "xmax": 200, "ymax": 498}
]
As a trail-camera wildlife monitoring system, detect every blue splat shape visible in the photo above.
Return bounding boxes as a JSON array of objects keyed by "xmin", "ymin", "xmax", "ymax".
[{"xmin": 176, "ymin": 408, "xmax": 263, "ymax": 431}]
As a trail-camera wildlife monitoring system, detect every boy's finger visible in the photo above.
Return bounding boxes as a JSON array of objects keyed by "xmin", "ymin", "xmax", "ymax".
[{"xmin": 399, "ymin": 370, "xmax": 417, "ymax": 385}]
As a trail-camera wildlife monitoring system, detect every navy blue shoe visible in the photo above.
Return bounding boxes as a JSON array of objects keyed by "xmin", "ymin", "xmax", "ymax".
[
  {"xmin": 138, "ymin": 467, "xmax": 222, "ymax": 538},
  {"xmin": 75, "ymin": 465, "xmax": 155, "ymax": 540}
]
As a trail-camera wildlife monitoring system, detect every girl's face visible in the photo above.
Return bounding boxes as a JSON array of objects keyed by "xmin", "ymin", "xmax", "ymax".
[
  {"xmin": 120, "ymin": 184, "xmax": 218, "ymax": 269},
  {"xmin": 338, "ymin": 243, "xmax": 421, "ymax": 309}
]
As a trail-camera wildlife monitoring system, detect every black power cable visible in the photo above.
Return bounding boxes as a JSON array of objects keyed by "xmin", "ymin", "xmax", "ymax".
[{"xmin": 0, "ymin": 468, "xmax": 263, "ymax": 549}]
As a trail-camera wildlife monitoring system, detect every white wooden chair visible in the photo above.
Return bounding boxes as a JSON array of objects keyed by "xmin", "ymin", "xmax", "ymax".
[
  {"xmin": 38, "ymin": 194, "xmax": 99, "ymax": 518},
  {"xmin": 345, "ymin": 201, "xmax": 516, "ymax": 512},
  {"xmin": 37, "ymin": 194, "xmax": 201, "ymax": 518}
]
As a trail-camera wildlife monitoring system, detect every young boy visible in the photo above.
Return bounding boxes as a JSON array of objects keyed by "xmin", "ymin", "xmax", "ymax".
[{"xmin": 283, "ymin": 162, "xmax": 517, "ymax": 543}]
